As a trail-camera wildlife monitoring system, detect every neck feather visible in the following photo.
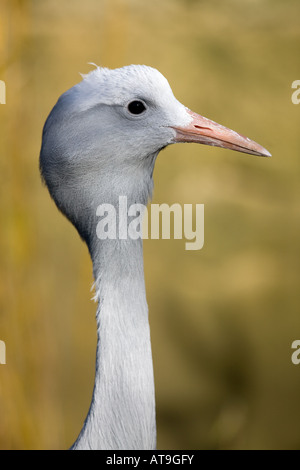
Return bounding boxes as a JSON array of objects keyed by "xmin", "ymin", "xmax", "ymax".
[{"xmin": 71, "ymin": 155, "xmax": 157, "ymax": 450}]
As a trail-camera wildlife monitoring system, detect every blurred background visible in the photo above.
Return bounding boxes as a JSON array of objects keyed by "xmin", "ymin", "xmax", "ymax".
[{"xmin": 0, "ymin": 0, "xmax": 300, "ymax": 450}]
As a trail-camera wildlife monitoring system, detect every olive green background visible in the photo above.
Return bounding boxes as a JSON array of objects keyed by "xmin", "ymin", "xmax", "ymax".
[{"xmin": 0, "ymin": 0, "xmax": 299, "ymax": 449}]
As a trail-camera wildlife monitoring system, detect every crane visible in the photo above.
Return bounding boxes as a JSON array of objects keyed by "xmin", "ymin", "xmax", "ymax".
[{"xmin": 39, "ymin": 64, "xmax": 270, "ymax": 450}]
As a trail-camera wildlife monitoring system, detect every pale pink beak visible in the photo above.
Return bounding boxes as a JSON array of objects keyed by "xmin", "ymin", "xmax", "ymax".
[{"xmin": 172, "ymin": 109, "xmax": 271, "ymax": 157}]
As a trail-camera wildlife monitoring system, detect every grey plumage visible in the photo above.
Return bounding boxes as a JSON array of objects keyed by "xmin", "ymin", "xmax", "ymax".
[{"xmin": 40, "ymin": 64, "xmax": 270, "ymax": 450}]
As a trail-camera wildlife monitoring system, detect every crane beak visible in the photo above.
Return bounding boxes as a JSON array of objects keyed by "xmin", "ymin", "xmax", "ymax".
[{"xmin": 172, "ymin": 109, "xmax": 271, "ymax": 157}]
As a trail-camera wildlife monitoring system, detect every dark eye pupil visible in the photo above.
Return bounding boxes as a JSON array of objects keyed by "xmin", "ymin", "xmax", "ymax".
[{"xmin": 128, "ymin": 100, "xmax": 146, "ymax": 115}]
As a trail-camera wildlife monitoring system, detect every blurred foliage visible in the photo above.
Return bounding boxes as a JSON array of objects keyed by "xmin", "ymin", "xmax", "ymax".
[{"xmin": 0, "ymin": 0, "xmax": 300, "ymax": 450}]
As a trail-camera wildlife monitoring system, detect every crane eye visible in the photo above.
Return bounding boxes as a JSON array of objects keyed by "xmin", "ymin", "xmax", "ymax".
[{"xmin": 127, "ymin": 100, "xmax": 147, "ymax": 115}]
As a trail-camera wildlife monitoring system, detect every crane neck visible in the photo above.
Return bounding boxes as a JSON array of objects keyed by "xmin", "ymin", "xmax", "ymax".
[{"xmin": 71, "ymin": 154, "xmax": 158, "ymax": 450}]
